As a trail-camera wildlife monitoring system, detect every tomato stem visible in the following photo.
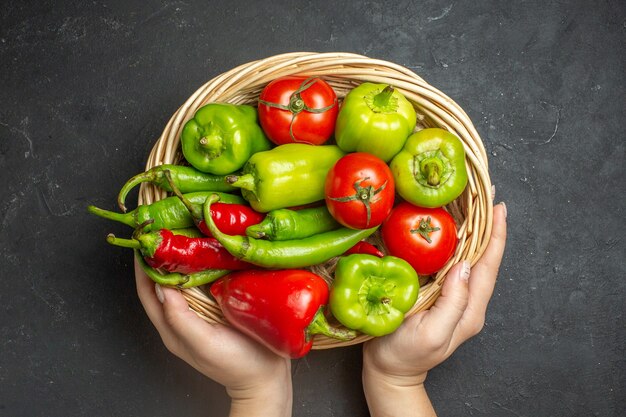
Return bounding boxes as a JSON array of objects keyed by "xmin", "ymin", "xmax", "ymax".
[
  {"xmin": 410, "ymin": 217, "xmax": 440, "ymax": 243},
  {"xmin": 329, "ymin": 177, "xmax": 388, "ymax": 227}
]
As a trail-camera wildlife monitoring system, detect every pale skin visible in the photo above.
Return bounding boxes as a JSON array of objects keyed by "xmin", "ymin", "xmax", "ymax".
[{"xmin": 134, "ymin": 201, "xmax": 507, "ymax": 417}]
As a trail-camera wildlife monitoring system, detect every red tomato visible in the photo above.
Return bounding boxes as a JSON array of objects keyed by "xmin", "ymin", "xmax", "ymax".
[
  {"xmin": 325, "ymin": 153, "xmax": 395, "ymax": 229},
  {"xmin": 258, "ymin": 76, "xmax": 338, "ymax": 145},
  {"xmin": 382, "ymin": 203, "xmax": 458, "ymax": 275}
]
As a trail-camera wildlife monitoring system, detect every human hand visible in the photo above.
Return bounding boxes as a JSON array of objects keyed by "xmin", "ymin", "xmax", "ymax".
[
  {"xmin": 134, "ymin": 258, "xmax": 292, "ymax": 417},
  {"xmin": 362, "ymin": 202, "xmax": 507, "ymax": 416}
]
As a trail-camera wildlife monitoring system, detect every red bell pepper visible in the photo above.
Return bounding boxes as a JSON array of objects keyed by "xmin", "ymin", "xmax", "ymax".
[
  {"xmin": 106, "ymin": 229, "xmax": 252, "ymax": 274},
  {"xmin": 210, "ymin": 269, "xmax": 356, "ymax": 358}
]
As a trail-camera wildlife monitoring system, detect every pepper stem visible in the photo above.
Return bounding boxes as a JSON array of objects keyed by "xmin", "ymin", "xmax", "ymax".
[
  {"xmin": 374, "ymin": 85, "xmax": 394, "ymax": 107},
  {"xmin": 117, "ymin": 170, "xmax": 158, "ymax": 212},
  {"xmin": 366, "ymin": 284, "xmax": 391, "ymax": 305},
  {"xmin": 306, "ymin": 307, "xmax": 357, "ymax": 342},
  {"xmin": 106, "ymin": 233, "xmax": 142, "ymax": 249},
  {"xmin": 164, "ymin": 170, "xmax": 203, "ymax": 222},
  {"xmin": 87, "ymin": 205, "xmax": 136, "ymax": 228},
  {"xmin": 225, "ymin": 173, "xmax": 256, "ymax": 192},
  {"xmin": 245, "ymin": 222, "xmax": 271, "ymax": 239},
  {"xmin": 198, "ymin": 122, "xmax": 224, "ymax": 158},
  {"xmin": 424, "ymin": 162, "xmax": 441, "ymax": 186}
]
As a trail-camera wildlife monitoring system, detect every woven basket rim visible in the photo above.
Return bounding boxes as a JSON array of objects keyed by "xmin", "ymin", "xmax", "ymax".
[{"xmin": 138, "ymin": 51, "xmax": 492, "ymax": 349}]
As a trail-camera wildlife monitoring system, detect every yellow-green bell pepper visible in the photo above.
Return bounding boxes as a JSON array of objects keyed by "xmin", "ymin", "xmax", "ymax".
[
  {"xmin": 390, "ymin": 128, "xmax": 468, "ymax": 208},
  {"xmin": 334, "ymin": 83, "xmax": 417, "ymax": 162},
  {"xmin": 329, "ymin": 254, "xmax": 419, "ymax": 337}
]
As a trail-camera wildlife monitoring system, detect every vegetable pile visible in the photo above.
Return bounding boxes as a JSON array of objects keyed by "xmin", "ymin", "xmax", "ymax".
[{"xmin": 89, "ymin": 76, "xmax": 469, "ymax": 358}]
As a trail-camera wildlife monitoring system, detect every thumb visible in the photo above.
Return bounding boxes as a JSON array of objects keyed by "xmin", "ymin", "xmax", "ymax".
[
  {"xmin": 155, "ymin": 284, "xmax": 208, "ymax": 339},
  {"xmin": 420, "ymin": 261, "xmax": 471, "ymax": 347}
]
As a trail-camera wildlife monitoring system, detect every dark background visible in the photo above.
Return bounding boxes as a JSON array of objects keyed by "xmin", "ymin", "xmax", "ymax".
[{"xmin": 1, "ymin": 1, "xmax": 624, "ymax": 416}]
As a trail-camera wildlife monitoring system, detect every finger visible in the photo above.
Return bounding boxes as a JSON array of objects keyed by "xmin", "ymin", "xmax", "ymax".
[
  {"xmin": 158, "ymin": 284, "xmax": 215, "ymax": 345},
  {"xmin": 451, "ymin": 203, "xmax": 507, "ymax": 345},
  {"xmin": 134, "ymin": 257, "xmax": 181, "ymax": 346},
  {"xmin": 134, "ymin": 256, "xmax": 166, "ymax": 327},
  {"xmin": 418, "ymin": 260, "xmax": 471, "ymax": 349},
  {"xmin": 467, "ymin": 202, "xmax": 507, "ymax": 312}
]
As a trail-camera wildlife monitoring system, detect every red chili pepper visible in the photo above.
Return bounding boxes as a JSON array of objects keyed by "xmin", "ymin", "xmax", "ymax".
[
  {"xmin": 210, "ymin": 269, "xmax": 356, "ymax": 358},
  {"xmin": 344, "ymin": 240, "xmax": 384, "ymax": 258},
  {"xmin": 107, "ymin": 229, "xmax": 252, "ymax": 274},
  {"xmin": 163, "ymin": 170, "xmax": 265, "ymax": 237},
  {"xmin": 196, "ymin": 202, "xmax": 265, "ymax": 237}
]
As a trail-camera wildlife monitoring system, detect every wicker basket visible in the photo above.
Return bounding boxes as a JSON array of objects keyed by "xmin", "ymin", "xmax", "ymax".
[{"xmin": 138, "ymin": 52, "xmax": 493, "ymax": 349}]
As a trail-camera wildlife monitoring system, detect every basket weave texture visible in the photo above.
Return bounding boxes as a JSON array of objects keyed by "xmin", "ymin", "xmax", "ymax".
[{"xmin": 138, "ymin": 52, "xmax": 493, "ymax": 348}]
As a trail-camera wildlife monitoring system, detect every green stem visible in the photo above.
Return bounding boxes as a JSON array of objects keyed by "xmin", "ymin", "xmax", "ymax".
[
  {"xmin": 117, "ymin": 170, "xmax": 157, "ymax": 212},
  {"xmin": 306, "ymin": 307, "xmax": 357, "ymax": 342},
  {"xmin": 374, "ymin": 85, "xmax": 394, "ymax": 107},
  {"xmin": 366, "ymin": 284, "xmax": 391, "ymax": 305},
  {"xmin": 164, "ymin": 170, "xmax": 203, "ymax": 222},
  {"xmin": 88, "ymin": 205, "xmax": 136, "ymax": 228},
  {"xmin": 289, "ymin": 96, "xmax": 306, "ymax": 113},
  {"xmin": 245, "ymin": 222, "xmax": 270, "ymax": 239},
  {"xmin": 106, "ymin": 233, "xmax": 142, "ymax": 249},
  {"xmin": 198, "ymin": 122, "xmax": 224, "ymax": 158},
  {"xmin": 225, "ymin": 173, "xmax": 256, "ymax": 193},
  {"xmin": 410, "ymin": 216, "xmax": 440, "ymax": 243},
  {"xmin": 424, "ymin": 162, "xmax": 441, "ymax": 186}
]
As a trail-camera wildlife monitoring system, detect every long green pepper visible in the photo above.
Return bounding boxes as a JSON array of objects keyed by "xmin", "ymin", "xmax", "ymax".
[
  {"xmin": 88, "ymin": 192, "xmax": 245, "ymax": 232},
  {"xmin": 117, "ymin": 164, "xmax": 236, "ymax": 212},
  {"xmin": 134, "ymin": 250, "xmax": 229, "ymax": 288},
  {"xmin": 245, "ymin": 206, "xmax": 340, "ymax": 241},
  {"xmin": 204, "ymin": 194, "xmax": 378, "ymax": 269}
]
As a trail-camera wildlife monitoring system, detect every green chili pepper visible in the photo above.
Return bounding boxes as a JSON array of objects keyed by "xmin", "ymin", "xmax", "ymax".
[
  {"xmin": 329, "ymin": 254, "xmax": 419, "ymax": 337},
  {"xmin": 390, "ymin": 128, "xmax": 468, "ymax": 208},
  {"xmin": 335, "ymin": 83, "xmax": 417, "ymax": 162},
  {"xmin": 245, "ymin": 205, "xmax": 340, "ymax": 240},
  {"xmin": 134, "ymin": 250, "xmax": 229, "ymax": 288},
  {"xmin": 87, "ymin": 192, "xmax": 244, "ymax": 232},
  {"xmin": 226, "ymin": 144, "xmax": 346, "ymax": 212},
  {"xmin": 117, "ymin": 164, "xmax": 236, "ymax": 212},
  {"xmin": 181, "ymin": 103, "xmax": 272, "ymax": 175},
  {"xmin": 203, "ymin": 194, "xmax": 377, "ymax": 269}
]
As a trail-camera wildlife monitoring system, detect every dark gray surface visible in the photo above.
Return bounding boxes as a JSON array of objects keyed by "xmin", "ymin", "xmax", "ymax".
[{"xmin": 1, "ymin": 1, "xmax": 624, "ymax": 416}]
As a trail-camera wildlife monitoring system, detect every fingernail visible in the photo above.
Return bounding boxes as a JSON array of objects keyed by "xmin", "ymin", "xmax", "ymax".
[
  {"xmin": 459, "ymin": 260, "xmax": 471, "ymax": 282},
  {"xmin": 155, "ymin": 283, "xmax": 165, "ymax": 303},
  {"xmin": 491, "ymin": 185, "xmax": 496, "ymax": 200},
  {"xmin": 500, "ymin": 201, "xmax": 507, "ymax": 219}
]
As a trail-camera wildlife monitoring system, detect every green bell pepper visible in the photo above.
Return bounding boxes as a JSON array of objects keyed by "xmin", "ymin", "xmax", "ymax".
[
  {"xmin": 329, "ymin": 254, "xmax": 419, "ymax": 337},
  {"xmin": 390, "ymin": 128, "xmax": 468, "ymax": 208},
  {"xmin": 226, "ymin": 144, "xmax": 346, "ymax": 212},
  {"xmin": 334, "ymin": 83, "xmax": 417, "ymax": 162},
  {"xmin": 181, "ymin": 103, "xmax": 272, "ymax": 175}
]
